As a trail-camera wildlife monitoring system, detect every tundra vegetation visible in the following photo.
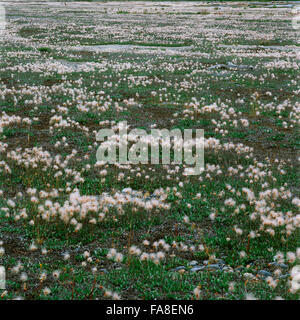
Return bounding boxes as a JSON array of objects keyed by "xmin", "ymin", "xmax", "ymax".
[{"xmin": 0, "ymin": 1, "xmax": 299, "ymax": 300}]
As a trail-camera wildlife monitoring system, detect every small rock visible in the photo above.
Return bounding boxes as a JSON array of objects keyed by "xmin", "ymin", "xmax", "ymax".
[
  {"xmin": 99, "ymin": 268, "xmax": 108, "ymax": 274},
  {"xmin": 278, "ymin": 264, "xmax": 288, "ymax": 269},
  {"xmin": 279, "ymin": 274, "xmax": 290, "ymax": 279},
  {"xmin": 206, "ymin": 264, "xmax": 222, "ymax": 271},
  {"xmin": 172, "ymin": 266, "xmax": 187, "ymax": 272},
  {"xmin": 222, "ymin": 266, "xmax": 232, "ymax": 272},
  {"xmin": 269, "ymin": 262, "xmax": 288, "ymax": 269},
  {"xmin": 190, "ymin": 265, "xmax": 206, "ymax": 272},
  {"xmin": 243, "ymin": 272, "xmax": 255, "ymax": 280},
  {"xmin": 258, "ymin": 270, "xmax": 272, "ymax": 278},
  {"xmin": 209, "ymin": 62, "xmax": 254, "ymax": 71},
  {"xmin": 188, "ymin": 260, "xmax": 198, "ymax": 266},
  {"xmin": 216, "ymin": 259, "xmax": 225, "ymax": 265}
]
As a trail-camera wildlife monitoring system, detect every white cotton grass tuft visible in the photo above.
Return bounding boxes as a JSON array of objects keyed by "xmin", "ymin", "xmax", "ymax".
[{"xmin": 42, "ymin": 287, "xmax": 51, "ymax": 296}]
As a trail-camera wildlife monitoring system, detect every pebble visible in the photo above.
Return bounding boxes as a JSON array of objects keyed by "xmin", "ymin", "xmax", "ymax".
[
  {"xmin": 206, "ymin": 264, "xmax": 222, "ymax": 271},
  {"xmin": 279, "ymin": 274, "xmax": 290, "ymax": 279},
  {"xmin": 216, "ymin": 259, "xmax": 225, "ymax": 265},
  {"xmin": 243, "ymin": 272, "xmax": 255, "ymax": 280},
  {"xmin": 222, "ymin": 266, "xmax": 233, "ymax": 272},
  {"xmin": 258, "ymin": 270, "xmax": 272, "ymax": 278},
  {"xmin": 172, "ymin": 266, "xmax": 187, "ymax": 272},
  {"xmin": 190, "ymin": 265, "xmax": 206, "ymax": 272},
  {"xmin": 268, "ymin": 262, "xmax": 288, "ymax": 269},
  {"xmin": 99, "ymin": 268, "xmax": 108, "ymax": 274},
  {"xmin": 188, "ymin": 260, "xmax": 198, "ymax": 266}
]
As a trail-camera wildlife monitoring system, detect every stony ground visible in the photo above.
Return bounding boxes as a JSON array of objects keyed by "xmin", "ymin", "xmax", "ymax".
[{"xmin": 0, "ymin": 1, "xmax": 299, "ymax": 300}]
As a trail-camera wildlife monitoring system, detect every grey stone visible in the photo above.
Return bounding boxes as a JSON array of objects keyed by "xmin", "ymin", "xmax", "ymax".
[
  {"xmin": 209, "ymin": 62, "xmax": 254, "ymax": 71},
  {"xmin": 216, "ymin": 259, "xmax": 225, "ymax": 265},
  {"xmin": 99, "ymin": 268, "xmax": 108, "ymax": 274},
  {"xmin": 206, "ymin": 264, "xmax": 222, "ymax": 270},
  {"xmin": 269, "ymin": 262, "xmax": 288, "ymax": 269},
  {"xmin": 190, "ymin": 265, "xmax": 206, "ymax": 272},
  {"xmin": 279, "ymin": 274, "xmax": 290, "ymax": 279},
  {"xmin": 188, "ymin": 260, "xmax": 198, "ymax": 266},
  {"xmin": 172, "ymin": 266, "xmax": 187, "ymax": 272},
  {"xmin": 243, "ymin": 272, "xmax": 255, "ymax": 279},
  {"xmin": 258, "ymin": 270, "xmax": 272, "ymax": 277},
  {"xmin": 222, "ymin": 266, "xmax": 232, "ymax": 272}
]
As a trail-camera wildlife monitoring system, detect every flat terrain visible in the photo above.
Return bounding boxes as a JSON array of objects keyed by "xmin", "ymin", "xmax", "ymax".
[{"xmin": 0, "ymin": 1, "xmax": 299, "ymax": 300}]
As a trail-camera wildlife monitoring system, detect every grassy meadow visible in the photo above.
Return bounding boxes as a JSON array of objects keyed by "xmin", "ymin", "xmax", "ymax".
[{"xmin": 0, "ymin": 1, "xmax": 299, "ymax": 300}]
